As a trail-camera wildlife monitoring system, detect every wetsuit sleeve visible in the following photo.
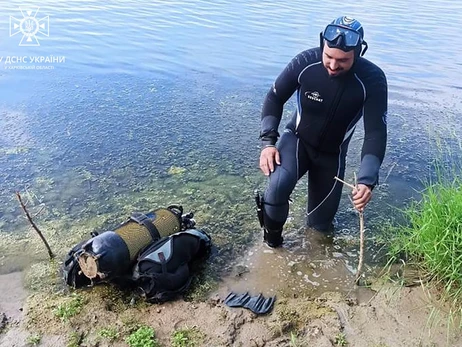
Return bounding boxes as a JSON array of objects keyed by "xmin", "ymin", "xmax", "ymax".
[
  {"xmin": 357, "ymin": 70, "xmax": 388, "ymax": 187},
  {"xmin": 260, "ymin": 50, "xmax": 317, "ymax": 146}
]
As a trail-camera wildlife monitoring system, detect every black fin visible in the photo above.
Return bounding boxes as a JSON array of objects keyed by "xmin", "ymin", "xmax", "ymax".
[{"xmin": 224, "ymin": 292, "xmax": 275, "ymax": 315}]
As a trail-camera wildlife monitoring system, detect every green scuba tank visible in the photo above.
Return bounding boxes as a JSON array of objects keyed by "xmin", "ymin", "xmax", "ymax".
[{"xmin": 64, "ymin": 205, "xmax": 195, "ymax": 286}]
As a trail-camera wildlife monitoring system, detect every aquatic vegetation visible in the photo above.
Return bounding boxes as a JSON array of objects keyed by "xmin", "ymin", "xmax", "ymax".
[
  {"xmin": 34, "ymin": 176, "xmax": 55, "ymax": 190},
  {"xmin": 23, "ymin": 260, "xmax": 61, "ymax": 291},
  {"xmin": 168, "ymin": 165, "xmax": 187, "ymax": 175},
  {"xmin": 0, "ymin": 146, "xmax": 30, "ymax": 155}
]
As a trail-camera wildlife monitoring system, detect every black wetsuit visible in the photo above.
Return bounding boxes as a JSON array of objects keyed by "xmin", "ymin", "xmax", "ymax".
[{"xmin": 260, "ymin": 47, "xmax": 387, "ymax": 231}]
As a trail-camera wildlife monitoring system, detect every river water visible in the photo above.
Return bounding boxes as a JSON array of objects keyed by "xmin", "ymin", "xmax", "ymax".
[{"xmin": 1, "ymin": 0, "xmax": 462, "ymax": 296}]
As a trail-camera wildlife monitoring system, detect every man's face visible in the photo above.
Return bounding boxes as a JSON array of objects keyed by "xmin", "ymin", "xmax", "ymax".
[{"xmin": 322, "ymin": 42, "xmax": 355, "ymax": 77}]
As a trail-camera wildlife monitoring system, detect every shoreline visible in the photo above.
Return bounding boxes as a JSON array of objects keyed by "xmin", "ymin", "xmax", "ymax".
[{"xmin": 1, "ymin": 252, "xmax": 462, "ymax": 347}]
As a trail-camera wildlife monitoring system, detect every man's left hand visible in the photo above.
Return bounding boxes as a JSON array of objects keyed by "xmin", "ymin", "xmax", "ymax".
[{"xmin": 352, "ymin": 184, "xmax": 372, "ymax": 212}]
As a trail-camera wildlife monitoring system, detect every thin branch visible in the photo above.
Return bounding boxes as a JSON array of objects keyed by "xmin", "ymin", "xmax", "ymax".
[
  {"xmin": 353, "ymin": 173, "xmax": 365, "ymax": 284},
  {"xmin": 33, "ymin": 204, "xmax": 46, "ymax": 218},
  {"xmin": 382, "ymin": 162, "xmax": 397, "ymax": 186},
  {"xmin": 355, "ymin": 210, "xmax": 365, "ymax": 284},
  {"xmin": 333, "ymin": 175, "xmax": 366, "ymax": 284},
  {"xmin": 16, "ymin": 192, "xmax": 54, "ymax": 259},
  {"xmin": 334, "ymin": 176, "xmax": 356, "ymax": 190}
]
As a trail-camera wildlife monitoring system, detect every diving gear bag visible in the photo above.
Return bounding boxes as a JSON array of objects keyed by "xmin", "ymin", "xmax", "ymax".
[
  {"xmin": 63, "ymin": 206, "xmax": 196, "ymax": 288},
  {"xmin": 132, "ymin": 229, "xmax": 212, "ymax": 303}
]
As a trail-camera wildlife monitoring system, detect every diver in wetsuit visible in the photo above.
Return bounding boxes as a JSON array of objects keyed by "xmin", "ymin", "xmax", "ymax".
[{"xmin": 257, "ymin": 16, "xmax": 388, "ymax": 247}]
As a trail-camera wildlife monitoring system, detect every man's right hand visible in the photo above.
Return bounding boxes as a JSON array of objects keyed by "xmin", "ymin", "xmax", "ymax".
[{"xmin": 259, "ymin": 146, "xmax": 281, "ymax": 176}]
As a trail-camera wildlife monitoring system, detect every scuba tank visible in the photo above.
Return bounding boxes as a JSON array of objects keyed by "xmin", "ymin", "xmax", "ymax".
[{"xmin": 64, "ymin": 205, "xmax": 196, "ymax": 287}]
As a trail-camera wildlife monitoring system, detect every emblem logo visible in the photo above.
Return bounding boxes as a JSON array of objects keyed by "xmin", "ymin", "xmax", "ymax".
[
  {"xmin": 342, "ymin": 16, "xmax": 355, "ymax": 25},
  {"xmin": 10, "ymin": 7, "xmax": 49, "ymax": 46},
  {"xmin": 305, "ymin": 91, "xmax": 323, "ymax": 103}
]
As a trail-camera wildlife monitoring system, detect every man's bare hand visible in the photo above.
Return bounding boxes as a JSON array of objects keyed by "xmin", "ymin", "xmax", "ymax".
[
  {"xmin": 352, "ymin": 184, "xmax": 372, "ymax": 211},
  {"xmin": 259, "ymin": 146, "xmax": 280, "ymax": 176}
]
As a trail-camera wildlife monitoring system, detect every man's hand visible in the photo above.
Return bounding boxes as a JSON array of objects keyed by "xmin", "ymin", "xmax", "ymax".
[
  {"xmin": 259, "ymin": 146, "xmax": 280, "ymax": 176},
  {"xmin": 352, "ymin": 184, "xmax": 372, "ymax": 212}
]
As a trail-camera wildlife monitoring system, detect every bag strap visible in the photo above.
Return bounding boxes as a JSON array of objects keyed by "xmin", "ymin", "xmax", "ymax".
[
  {"xmin": 130, "ymin": 212, "xmax": 161, "ymax": 240},
  {"xmin": 157, "ymin": 251, "xmax": 168, "ymax": 274}
]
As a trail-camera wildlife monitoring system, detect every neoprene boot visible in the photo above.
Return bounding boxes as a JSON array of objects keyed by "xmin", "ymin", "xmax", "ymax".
[
  {"xmin": 255, "ymin": 190, "xmax": 283, "ymax": 248},
  {"xmin": 263, "ymin": 228, "xmax": 283, "ymax": 248}
]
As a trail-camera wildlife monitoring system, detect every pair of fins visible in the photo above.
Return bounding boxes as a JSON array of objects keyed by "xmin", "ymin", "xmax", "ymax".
[{"xmin": 224, "ymin": 292, "xmax": 275, "ymax": 315}]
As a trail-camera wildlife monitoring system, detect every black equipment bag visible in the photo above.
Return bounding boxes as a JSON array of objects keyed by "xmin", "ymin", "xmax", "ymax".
[
  {"xmin": 132, "ymin": 228, "xmax": 212, "ymax": 303},
  {"xmin": 62, "ymin": 207, "xmax": 197, "ymax": 289},
  {"xmin": 63, "ymin": 239, "xmax": 92, "ymax": 288}
]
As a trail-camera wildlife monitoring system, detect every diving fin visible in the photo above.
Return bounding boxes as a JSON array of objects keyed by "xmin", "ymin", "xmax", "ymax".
[{"xmin": 224, "ymin": 292, "xmax": 275, "ymax": 315}]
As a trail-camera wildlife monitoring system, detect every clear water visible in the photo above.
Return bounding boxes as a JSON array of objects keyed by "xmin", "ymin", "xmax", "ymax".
[{"xmin": 1, "ymin": 0, "xmax": 462, "ymax": 293}]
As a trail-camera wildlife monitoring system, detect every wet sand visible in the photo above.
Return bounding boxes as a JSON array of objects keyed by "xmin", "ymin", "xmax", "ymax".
[
  {"xmin": 0, "ymin": 272, "xmax": 28, "ymax": 347},
  {"xmin": 0, "ymin": 272, "xmax": 26, "ymax": 323}
]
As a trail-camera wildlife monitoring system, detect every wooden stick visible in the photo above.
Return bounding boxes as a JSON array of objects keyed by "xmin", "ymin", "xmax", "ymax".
[
  {"xmin": 16, "ymin": 192, "xmax": 54, "ymax": 259},
  {"xmin": 355, "ymin": 211, "xmax": 365, "ymax": 284},
  {"xmin": 333, "ymin": 175, "xmax": 365, "ymax": 284},
  {"xmin": 354, "ymin": 173, "xmax": 365, "ymax": 284},
  {"xmin": 352, "ymin": 173, "xmax": 365, "ymax": 283},
  {"xmin": 334, "ymin": 176, "xmax": 356, "ymax": 190}
]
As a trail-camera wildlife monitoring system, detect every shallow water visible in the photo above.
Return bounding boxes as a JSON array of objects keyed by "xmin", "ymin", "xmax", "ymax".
[
  {"xmin": 1, "ymin": 1, "xmax": 462, "ymax": 293},
  {"xmin": 223, "ymin": 229, "xmax": 357, "ymax": 297}
]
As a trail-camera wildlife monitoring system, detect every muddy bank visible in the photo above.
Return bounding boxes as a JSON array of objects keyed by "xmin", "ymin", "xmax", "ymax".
[
  {"xmin": 0, "ymin": 272, "xmax": 28, "ymax": 347},
  {"xmin": 1, "ymin": 244, "xmax": 462, "ymax": 347}
]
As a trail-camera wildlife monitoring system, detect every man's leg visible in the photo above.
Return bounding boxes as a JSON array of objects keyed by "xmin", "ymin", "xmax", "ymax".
[
  {"xmin": 306, "ymin": 148, "xmax": 347, "ymax": 232},
  {"xmin": 262, "ymin": 130, "xmax": 309, "ymax": 247}
]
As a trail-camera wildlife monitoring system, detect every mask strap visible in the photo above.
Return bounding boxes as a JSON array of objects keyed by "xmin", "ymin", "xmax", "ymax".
[{"xmin": 361, "ymin": 41, "xmax": 368, "ymax": 56}]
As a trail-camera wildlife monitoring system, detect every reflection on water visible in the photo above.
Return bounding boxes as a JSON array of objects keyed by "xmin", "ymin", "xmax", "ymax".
[{"xmin": 1, "ymin": 0, "xmax": 462, "ymax": 295}]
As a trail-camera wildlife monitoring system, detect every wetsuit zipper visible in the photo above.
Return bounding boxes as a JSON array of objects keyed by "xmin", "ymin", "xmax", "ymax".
[{"xmin": 317, "ymin": 81, "xmax": 345, "ymax": 149}]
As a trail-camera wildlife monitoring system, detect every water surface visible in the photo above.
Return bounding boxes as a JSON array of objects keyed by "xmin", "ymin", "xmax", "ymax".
[{"xmin": 1, "ymin": 0, "xmax": 462, "ymax": 294}]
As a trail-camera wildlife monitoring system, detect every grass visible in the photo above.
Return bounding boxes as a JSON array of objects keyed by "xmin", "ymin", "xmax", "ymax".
[
  {"xmin": 289, "ymin": 332, "xmax": 300, "ymax": 347},
  {"xmin": 171, "ymin": 327, "xmax": 204, "ymax": 347},
  {"xmin": 98, "ymin": 326, "xmax": 120, "ymax": 341},
  {"xmin": 67, "ymin": 332, "xmax": 83, "ymax": 347},
  {"xmin": 125, "ymin": 326, "xmax": 160, "ymax": 347},
  {"xmin": 386, "ymin": 176, "xmax": 462, "ymax": 325},
  {"xmin": 54, "ymin": 293, "xmax": 85, "ymax": 321},
  {"xmin": 26, "ymin": 334, "xmax": 41, "ymax": 346},
  {"xmin": 334, "ymin": 332, "xmax": 347, "ymax": 346},
  {"xmin": 183, "ymin": 272, "xmax": 217, "ymax": 302}
]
